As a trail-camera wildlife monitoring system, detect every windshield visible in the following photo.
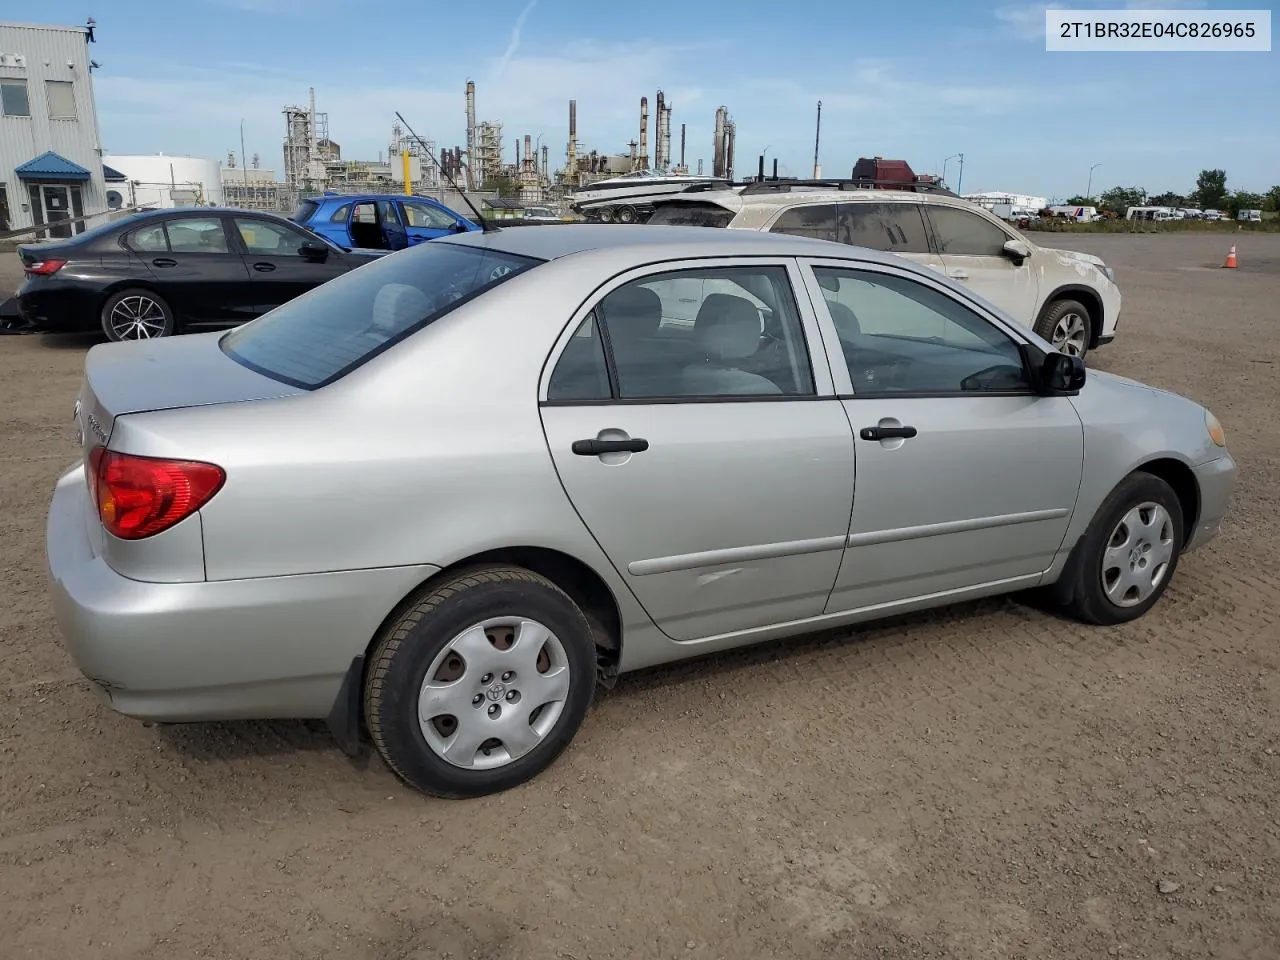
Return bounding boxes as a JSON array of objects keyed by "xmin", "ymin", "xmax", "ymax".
[
  {"xmin": 646, "ymin": 202, "xmax": 734, "ymax": 228},
  {"xmin": 221, "ymin": 241, "xmax": 542, "ymax": 389}
]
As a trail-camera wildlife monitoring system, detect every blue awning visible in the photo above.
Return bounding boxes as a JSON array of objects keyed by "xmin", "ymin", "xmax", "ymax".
[
  {"xmin": 15, "ymin": 150, "xmax": 92, "ymax": 182},
  {"xmin": 102, "ymin": 163, "xmax": 127, "ymax": 182}
]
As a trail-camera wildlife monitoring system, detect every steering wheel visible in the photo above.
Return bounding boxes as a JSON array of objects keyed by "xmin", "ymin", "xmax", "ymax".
[{"xmin": 846, "ymin": 342, "xmax": 911, "ymax": 391}]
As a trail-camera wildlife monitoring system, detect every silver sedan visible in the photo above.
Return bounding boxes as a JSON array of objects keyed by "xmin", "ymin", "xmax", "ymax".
[{"xmin": 46, "ymin": 224, "xmax": 1236, "ymax": 798}]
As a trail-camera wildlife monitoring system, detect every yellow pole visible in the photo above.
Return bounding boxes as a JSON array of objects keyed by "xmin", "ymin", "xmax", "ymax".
[{"xmin": 402, "ymin": 150, "xmax": 411, "ymax": 195}]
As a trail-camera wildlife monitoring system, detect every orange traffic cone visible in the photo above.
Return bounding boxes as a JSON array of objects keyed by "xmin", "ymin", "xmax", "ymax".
[{"xmin": 1223, "ymin": 244, "xmax": 1238, "ymax": 268}]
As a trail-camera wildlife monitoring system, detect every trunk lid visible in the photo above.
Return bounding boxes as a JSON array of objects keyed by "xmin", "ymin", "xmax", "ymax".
[{"xmin": 75, "ymin": 330, "xmax": 303, "ymax": 456}]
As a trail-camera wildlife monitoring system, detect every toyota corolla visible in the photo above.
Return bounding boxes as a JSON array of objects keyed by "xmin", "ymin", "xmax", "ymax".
[{"xmin": 46, "ymin": 225, "xmax": 1236, "ymax": 799}]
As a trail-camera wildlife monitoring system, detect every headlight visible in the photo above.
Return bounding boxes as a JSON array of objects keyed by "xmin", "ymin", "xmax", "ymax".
[
  {"xmin": 1205, "ymin": 409, "xmax": 1227, "ymax": 447},
  {"xmin": 1099, "ymin": 264, "xmax": 1116, "ymax": 282}
]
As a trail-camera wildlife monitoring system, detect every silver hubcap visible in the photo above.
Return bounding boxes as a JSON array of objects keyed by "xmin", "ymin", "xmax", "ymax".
[
  {"xmin": 108, "ymin": 295, "xmax": 167, "ymax": 339},
  {"xmin": 418, "ymin": 617, "xmax": 570, "ymax": 770},
  {"xmin": 1052, "ymin": 312, "xmax": 1088, "ymax": 357},
  {"xmin": 1101, "ymin": 501, "xmax": 1175, "ymax": 607}
]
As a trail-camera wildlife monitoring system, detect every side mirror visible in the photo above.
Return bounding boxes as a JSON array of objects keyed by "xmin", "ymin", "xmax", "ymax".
[
  {"xmin": 1040, "ymin": 350, "xmax": 1086, "ymax": 395},
  {"xmin": 1003, "ymin": 238, "xmax": 1031, "ymax": 264},
  {"xmin": 298, "ymin": 240, "xmax": 329, "ymax": 262},
  {"xmin": 450, "ymin": 221, "xmax": 469, "ymax": 234}
]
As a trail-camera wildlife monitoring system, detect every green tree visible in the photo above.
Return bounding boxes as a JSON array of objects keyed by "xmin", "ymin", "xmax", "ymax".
[
  {"xmin": 482, "ymin": 173, "xmax": 518, "ymax": 198},
  {"xmin": 1227, "ymin": 190, "xmax": 1263, "ymax": 218},
  {"xmin": 1149, "ymin": 191, "xmax": 1186, "ymax": 207},
  {"xmin": 1064, "ymin": 195, "xmax": 1094, "ymax": 206},
  {"xmin": 1098, "ymin": 185, "xmax": 1147, "ymax": 217},
  {"xmin": 1262, "ymin": 186, "xmax": 1280, "ymax": 214},
  {"xmin": 1194, "ymin": 169, "xmax": 1228, "ymax": 209}
]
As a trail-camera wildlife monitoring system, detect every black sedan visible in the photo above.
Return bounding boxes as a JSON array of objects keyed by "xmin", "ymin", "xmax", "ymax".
[{"xmin": 15, "ymin": 207, "xmax": 384, "ymax": 341}]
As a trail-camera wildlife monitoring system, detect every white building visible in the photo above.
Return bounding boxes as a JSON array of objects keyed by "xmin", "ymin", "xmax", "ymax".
[
  {"xmin": 104, "ymin": 153, "xmax": 225, "ymax": 209},
  {"xmin": 0, "ymin": 19, "xmax": 109, "ymax": 237},
  {"xmin": 962, "ymin": 191, "xmax": 1048, "ymax": 214}
]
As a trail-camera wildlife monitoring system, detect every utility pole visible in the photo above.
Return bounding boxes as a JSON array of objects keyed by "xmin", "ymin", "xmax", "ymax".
[{"xmin": 956, "ymin": 152, "xmax": 965, "ymax": 194}]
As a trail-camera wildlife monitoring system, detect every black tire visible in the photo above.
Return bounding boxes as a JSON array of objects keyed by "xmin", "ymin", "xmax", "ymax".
[
  {"xmin": 364, "ymin": 565, "xmax": 597, "ymax": 798},
  {"xmin": 100, "ymin": 288, "xmax": 176, "ymax": 341},
  {"xmin": 1055, "ymin": 472, "xmax": 1184, "ymax": 626},
  {"xmin": 598, "ymin": 207, "xmax": 616, "ymax": 224},
  {"xmin": 615, "ymin": 205, "xmax": 637, "ymax": 224},
  {"xmin": 1034, "ymin": 298, "xmax": 1091, "ymax": 361}
]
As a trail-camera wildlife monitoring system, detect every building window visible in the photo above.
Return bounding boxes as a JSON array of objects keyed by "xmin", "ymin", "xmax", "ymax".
[
  {"xmin": 1, "ymin": 79, "xmax": 31, "ymax": 117},
  {"xmin": 0, "ymin": 184, "xmax": 10, "ymax": 231},
  {"xmin": 45, "ymin": 80, "xmax": 77, "ymax": 119}
]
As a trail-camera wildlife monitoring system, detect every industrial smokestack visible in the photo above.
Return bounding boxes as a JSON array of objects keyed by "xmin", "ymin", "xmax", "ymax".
[
  {"xmin": 567, "ymin": 99, "xmax": 578, "ymax": 188},
  {"xmin": 541, "ymin": 144, "xmax": 548, "ymax": 180},
  {"xmin": 812, "ymin": 99, "xmax": 822, "ymax": 179},
  {"xmin": 524, "ymin": 134, "xmax": 533, "ymax": 181},
  {"xmin": 655, "ymin": 90, "xmax": 671, "ymax": 170},
  {"xmin": 725, "ymin": 119, "xmax": 735, "ymax": 182},
  {"xmin": 713, "ymin": 106, "xmax": 727, "ymax": 179},
  {"xmin": 515, "ymin": 137, "xmax": 521, "ymax": 174},
  {"xmin": 772, "ymin": 158, "xmax": 778, "ymax": 180},
  {"xmin": 758, "ymin": 155, "xmax": 765, "ymax": 181},
  {"xmin": 638, "ymin": 96, "xmax": 649, "ymax": 171},
  {"xmin": 680, "ymin": 123, "xmax": 686, "ymax": 168},
  {"xmin": 465, "ymin": 80, "xmax": 477, "ymax": 190}
]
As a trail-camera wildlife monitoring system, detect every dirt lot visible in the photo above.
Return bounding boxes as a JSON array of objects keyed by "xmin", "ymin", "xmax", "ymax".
[{"xmin": 1, "ymin": 233, "xmax": 1278, "ymax": 959}]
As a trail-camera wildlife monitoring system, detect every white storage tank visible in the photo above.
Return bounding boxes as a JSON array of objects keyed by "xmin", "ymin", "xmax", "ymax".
[{"xmin": 103, "ymin": 154, "xmax": 225, "ymax": 209}]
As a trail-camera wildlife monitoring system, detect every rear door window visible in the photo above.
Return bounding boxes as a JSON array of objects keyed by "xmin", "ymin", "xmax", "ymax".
[
  {"xmin": 769, "ymin": 204, "xmax": 838, "ymax": 242},
  {"xmin": 838, "ymin": 202, "xmax": 932, "ymax": 253},
  {"xmin": 127, "ymin": 223, "xmax": 169, "ymax": 252},
  {"xmin": 291, "ymin": 199, "xmax": 320, "ymax": 224},
  {"xmin": 220, "ymin": 242, "xmax": 542, "ymax": 389}
]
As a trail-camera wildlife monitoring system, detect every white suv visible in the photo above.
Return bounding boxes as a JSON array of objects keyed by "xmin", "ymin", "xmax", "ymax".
[{"xmin": 646, "ymin": 185, "xmax": 1121, "ymax": 359}]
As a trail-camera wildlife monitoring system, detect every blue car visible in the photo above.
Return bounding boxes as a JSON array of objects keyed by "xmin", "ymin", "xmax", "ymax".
[{"xmin": 290, "ymin": 193, "xmax": 478, "ymax": 251}]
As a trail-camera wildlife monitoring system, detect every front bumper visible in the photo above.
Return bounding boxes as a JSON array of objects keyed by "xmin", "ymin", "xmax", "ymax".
[
  {"xmin": 45, "ymin": 464, "xmax": 440, "ymax": 722},
  {"xmin": 1185, "ymin": 452, "xmax": 1237, "ymax": 552}
]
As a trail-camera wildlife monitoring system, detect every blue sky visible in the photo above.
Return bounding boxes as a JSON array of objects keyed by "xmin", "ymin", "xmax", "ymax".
[{"xmin": 56, "ymin": 0, "xmax": 1280, "ymax": 198}]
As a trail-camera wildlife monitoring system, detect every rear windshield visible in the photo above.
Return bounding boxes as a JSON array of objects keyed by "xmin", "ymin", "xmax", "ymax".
[
  {"xmin": 220, "ymin": 241, "xmax": 542, "ymax": 389},
  {"xmin": 646, "ymin": 202, "xmax": 734, "ymax": 228},
  {"xmin": 290, "ymin": 199, "xmax": 320, "ymax": 224}
]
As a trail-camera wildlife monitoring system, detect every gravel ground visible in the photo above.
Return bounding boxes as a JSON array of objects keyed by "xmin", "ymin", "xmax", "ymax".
[{"xmin": 1, "ymin": 232, "xmax": 1278, "ymax": 960}]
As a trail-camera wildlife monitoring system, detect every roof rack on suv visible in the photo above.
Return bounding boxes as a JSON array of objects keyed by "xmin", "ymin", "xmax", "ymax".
[{"xmin": 739, "ymin": 177, "xmax": 957, "ymax": 197}]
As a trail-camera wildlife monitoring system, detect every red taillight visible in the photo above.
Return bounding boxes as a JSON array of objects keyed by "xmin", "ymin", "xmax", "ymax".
[
  {"xmin": 24, "ymin": 258, "xmax": 66, "ymax": 276},
  {"xmin": 87, "ymin": 448, "xmax": 225, "ymax": 540}
]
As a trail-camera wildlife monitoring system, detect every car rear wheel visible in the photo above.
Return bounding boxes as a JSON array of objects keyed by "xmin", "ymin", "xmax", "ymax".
[
  {"xmin": 101, "ymin": 288, "xmax": 175, "ymax": 341},
  {"xmin": 1056, "ymin": 472, "xmax": 1184, "ymax": 625},
  {"xmin": 364, "ymin": 566, "xmax": 597, "ymax": 798},
  {"xmin": 1034, "ymin": 298, "xmax": 1091, "ymax": 360}
]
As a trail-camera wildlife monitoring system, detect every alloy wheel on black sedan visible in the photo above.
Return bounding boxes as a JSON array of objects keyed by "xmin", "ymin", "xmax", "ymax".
[{"xmin": 101, "ymin": 288, "xmax": 176, "ymax": 341}]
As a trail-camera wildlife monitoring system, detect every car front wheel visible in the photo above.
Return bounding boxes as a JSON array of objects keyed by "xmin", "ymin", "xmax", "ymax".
[
  {"xmin": 364, "ymin": 566, "xmax": 597, "ymax": 798},
  {"xmin": 100, "ymin": 288, "xmax": 176, "ymax": 341},
  {"xmin": 1035, "ymin": 298, "xmax": 1091, "ymax": 360},
  {"xmin": 1057, "ymin": 472, "xmax": 1184, "ymax": 625}
]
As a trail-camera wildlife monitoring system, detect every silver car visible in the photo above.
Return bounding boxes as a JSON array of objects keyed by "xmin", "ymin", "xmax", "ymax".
[{"xmin": 46, "ymin": 225, "xmax": 1236, "ymax": 798}]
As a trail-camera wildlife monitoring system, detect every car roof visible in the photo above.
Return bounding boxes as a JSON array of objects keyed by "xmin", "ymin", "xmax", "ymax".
[
  {"xmin": 309, "ymin": 193, "xmax": 444, "ymax": 205},
  {"xmin": 438, "ymin": 222, "xmax": 908, "ymax": 266}
]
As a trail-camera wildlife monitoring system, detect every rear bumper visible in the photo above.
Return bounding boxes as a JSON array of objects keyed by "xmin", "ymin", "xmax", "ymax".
[
  {"xmin": 1185, "ymin": 452, "xmax": 1237, "ymax": 552},
  {"xmin": 45, "ymin": 464, "xmax": 440, "ymax": 722}
]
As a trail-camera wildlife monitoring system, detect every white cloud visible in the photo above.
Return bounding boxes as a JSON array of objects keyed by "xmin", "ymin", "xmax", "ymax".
[{"xmin": 992, "ymin": 0, "xmax": 1210, "ymax": 41}]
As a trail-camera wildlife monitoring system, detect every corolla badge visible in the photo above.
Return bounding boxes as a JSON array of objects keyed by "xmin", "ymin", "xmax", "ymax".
[{"xmin": 73, "ymin": 399, "xmax": 83, "ymax": 446}]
